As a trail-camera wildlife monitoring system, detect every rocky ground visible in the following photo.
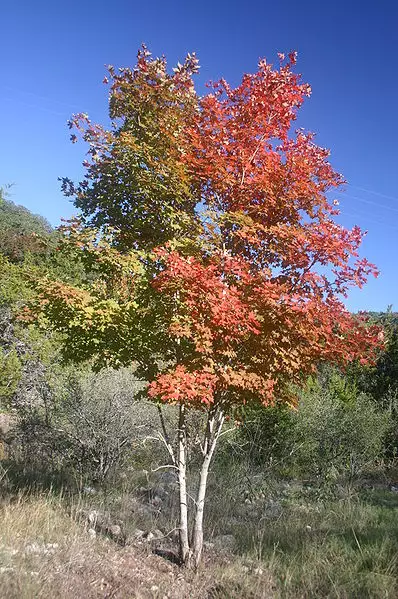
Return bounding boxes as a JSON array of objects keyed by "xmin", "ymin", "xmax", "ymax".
[{"xmin": 0, "ymin": 486, "xmax": 274, "ymax": 599}]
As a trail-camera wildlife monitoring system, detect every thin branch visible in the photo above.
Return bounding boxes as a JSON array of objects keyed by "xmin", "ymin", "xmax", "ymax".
[
  {"xmin": 217, "ymin": 426, "xmax": 235, "ymax": 440},
  {"xmin": 151, "ymin": 464, "xmax": 179, "ymax": 472},
  {"xmin": 240, "ymin": 133, "xmax": 267, "ymax": 186},
  {"xmin": 157, "ymin": 405, "xmax": 176, "ymax": 466},
  {"xmin": 144, "ymin": 431, "xmax": 177, "ymax": 468},
  {"xmin": 201, "ymin": 404, "xmax": 217, "ymax": 457},
  {"xmin": 157, "ymin": 526, "xmax": 180, "ymax": 539}
]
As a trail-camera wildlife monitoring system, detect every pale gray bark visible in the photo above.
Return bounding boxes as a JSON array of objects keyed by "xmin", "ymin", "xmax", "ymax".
[
  {"xmin": 191, "ymin": 406, "xmax": 225, "ymax": 568},
  {"xmin": 157, "ymin": 405, "xmax": 176, "ymax": 466},
  {"xmin": 174, "ymin": 398, "xmax": 226, "ymax": 568},
  {"xmin": 178, "ymin": 402, "xmax": 190, "ymax": 563}
]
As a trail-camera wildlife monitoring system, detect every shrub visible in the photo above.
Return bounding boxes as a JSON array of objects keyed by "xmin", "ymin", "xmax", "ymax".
[
  {"xmin": 5, "ymin": 368, "xmax": 155, "ymax": 488},
  {"xmin": 233, "ymin": 404, "xmax": 296, "ymax": 472},
  {"xmin": 295, "ymin": 375, "xmax": 390, "ymax": 484}
]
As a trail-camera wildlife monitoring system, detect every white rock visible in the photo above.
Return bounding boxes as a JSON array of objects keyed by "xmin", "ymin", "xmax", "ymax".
[{"xmin": 108, "ymin": 524, "xmax": 122, "ymax": 538}]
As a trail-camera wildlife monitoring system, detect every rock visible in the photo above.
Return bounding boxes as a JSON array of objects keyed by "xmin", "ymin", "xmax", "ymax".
[
  {"xmin": 108, "ymin": 524, "xmax": 122, "ymax": 538},
  {"xmin": 82, "ymin": 509, "xmax": 125, "ymax": 543},
  {"xmin": 24, "ymin": 542, "xmax": 42, "ymax": 554},
  {"xmin": 88, "ymin": 528, "xmax": 96, "ymax": 539},
  {"xmin": 0, "ymin": 412, "xmax": 16, "ymax": 436},
  {"xmin": 203, "ymin": 541, "xmax": 215, "ymax": 549},
  {"xmin": 143, "ymin": 529, "xmax": 164, "ymax": 543},
  {"xmin": 152, "ymin": 528, "xmax": 164, "ymax": 540},
  {"xmin": 131, "ymin": 528, "xmax": 145, "ymax": 540},
  {"xmin": 241, "ymin": 565, "xmax": 249, "ymax": 573},
  {"xmin": 87, "ymin": 510, "xmax": 101, "ymax": 526},
  {"xmin": 24, "ymin": 542, "xmax": 59, "ymax": 555}
]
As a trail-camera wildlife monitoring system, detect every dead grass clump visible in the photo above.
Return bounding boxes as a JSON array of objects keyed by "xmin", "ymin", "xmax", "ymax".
[
  {"xmin": 0, "ymin": 492, "xmax": 181, "ymax": 598},
  {"xmin": 1, "ymin": 491, "xmax": 273, "ymax": 598}
]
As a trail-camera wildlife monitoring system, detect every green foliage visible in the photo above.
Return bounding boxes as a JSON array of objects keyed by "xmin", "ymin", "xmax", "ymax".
[
  {"xmin": 295, "ymin": 378, "xmax": 390, "ymax": 483},
  {"xmin": 0, "ymin": 206, "xmax": 86, "ymax": 420},
  {"xmin": 5, "ymin": 368, "xmax": 153, "ymax": 487},
  {"xmin": 0, "ymin": 192, "xmax": 53, "ymax": 263},
  {"xmin": 0, "ymin": 190, "xmax": 86, "ymax": 295},
  {"xmin": 233, "ymin": 368, "xmax": 390, "ymax": 484},
  {"xmin": 309, "ymin": 364, "xmax": 359, "ymax": 405},
  {"xmin": 0, "ymin": 255, "xmax": 32, "ymax": 307},
  {"xmin": 0, "ymin": 191, "xmax": 51, "ymax": 235},
  {"xmin": 54, "ymin": 368, "xmax": 149, "ymax": 483},
  {"xmin": 0, "ymin": 348, "xmax": 21, "ymax": 401},
  {"xmin": 61, "ymin": 47, "xmax": 201, "ymax": 251},
  {"xmin": 234, "ymin": 404, "xmax": 295, "ymax": 470},
  {"xmin": 351, "ymin": 309, "xmax": 398, "ymax": 402}
]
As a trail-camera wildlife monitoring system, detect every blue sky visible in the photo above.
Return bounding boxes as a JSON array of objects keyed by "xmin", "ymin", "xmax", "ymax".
[{"xmin": 1, "ymin": 0, "xmax": 397, "ymax": 312}]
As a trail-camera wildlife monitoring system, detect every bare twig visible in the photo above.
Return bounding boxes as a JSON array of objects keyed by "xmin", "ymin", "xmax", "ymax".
[{"xmin": 157, "ymin": 405, "xmax": 177, "ymax": 466}]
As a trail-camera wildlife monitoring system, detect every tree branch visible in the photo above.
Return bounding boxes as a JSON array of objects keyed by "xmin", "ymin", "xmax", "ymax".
[{"xmin": 157, "ymin": 404, "xmax": 176, "ymax": 466}]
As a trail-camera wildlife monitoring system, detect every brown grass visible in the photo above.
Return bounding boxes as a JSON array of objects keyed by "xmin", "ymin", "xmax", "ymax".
[{"xmin": 0, "ymin": 491, "xmax": 275, "ymax": 598}]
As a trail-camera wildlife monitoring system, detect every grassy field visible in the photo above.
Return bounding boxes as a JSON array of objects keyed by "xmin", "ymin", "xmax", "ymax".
[{"xmin": 1, "ymin": 478, "xmax": 398, "ymax": 598}]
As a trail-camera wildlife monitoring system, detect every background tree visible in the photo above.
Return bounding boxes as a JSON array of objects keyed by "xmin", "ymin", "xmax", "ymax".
[
  {"xmin": 0, "ymin": 197, "xmax": 85, "ymax": 441},
  {"xmin": 26, "ymin": 47, "xmax": 382, "ymax": 568},
  {"xmin": 0, "ymin": 189, "xmax": 53, "ymax": 263}
]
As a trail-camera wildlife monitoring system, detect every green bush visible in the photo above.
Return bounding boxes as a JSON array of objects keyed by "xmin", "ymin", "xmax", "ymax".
[
  {"xmin": 5, "ymin": 368, "xmax": 156, "ymax": 488},
  {"xmin": 295, "ymin": 375, "xmax": 390, "ymax": 483},
  {"xmin": 0, "ymin": 348, "xmax": 21, "ymax": 402},
  {"xmin": 234, "ymin": 404, "xmax": 296, "ymax": 472},
  {"xmin": 230, "ymin": 369, "xmax": 390, "ymax": 487}
]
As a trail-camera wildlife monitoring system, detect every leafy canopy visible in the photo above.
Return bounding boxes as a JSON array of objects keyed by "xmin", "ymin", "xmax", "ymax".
[
  {"xmin": 60, "ymin": 47, "xmax": 201, "ymax": 251},
  {"xmin": 27, "ymin": 46, "xmax": 382, "ymax": 411}
]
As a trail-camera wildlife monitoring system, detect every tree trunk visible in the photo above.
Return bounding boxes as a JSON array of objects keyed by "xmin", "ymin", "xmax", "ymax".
[
  {"xmin": 191, "ymin": 407, "xmax": 225, "ymax": 568},
  {"xmin": 191, "ymin": 453, "xmax": 212, "ymax": 568},
  {"xmin": 178, "ymin": 402, "xmax": 190, "ymax": 564}
]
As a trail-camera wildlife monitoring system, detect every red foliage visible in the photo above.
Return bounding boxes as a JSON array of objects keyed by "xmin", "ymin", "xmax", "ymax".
[{"xmin": 147, "ymin": 53, "xmax": 382, "ymax": 409}]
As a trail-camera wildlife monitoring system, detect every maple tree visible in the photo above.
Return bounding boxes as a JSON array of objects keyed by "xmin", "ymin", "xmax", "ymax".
[{"xmin": 26, "ymin": 46, "xmax": 383, "ymax": 568}]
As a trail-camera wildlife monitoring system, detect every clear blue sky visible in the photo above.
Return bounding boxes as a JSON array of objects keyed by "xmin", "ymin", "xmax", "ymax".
[{"xmin": 1, "ymin": 0, "xmax": 397, "ymax": 312}]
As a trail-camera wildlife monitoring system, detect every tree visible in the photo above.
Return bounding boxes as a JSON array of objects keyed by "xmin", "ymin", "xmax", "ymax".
[
  {"xmin": 0, "ymin": 190, "xmax": 53, "ymax": 263},
  {"xmin": 349, "ymin": 309, "xmax": 398, "ymax": 402},
  {"xmin": 25, "ymin": 46, "xmax": 382, "ymax": 568}
]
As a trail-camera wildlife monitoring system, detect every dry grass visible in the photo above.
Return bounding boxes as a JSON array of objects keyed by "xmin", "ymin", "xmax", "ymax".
[
  {"xmin": 0, "ymin": 491, "xmax": 275, "ymax": 599},
  {"xmin": 2, "ymin": 468, "xmax": 398, "ymax": 598},
  {"xmin": 0, "ymin": 492, "xmax": 176, "ymax": 598}
]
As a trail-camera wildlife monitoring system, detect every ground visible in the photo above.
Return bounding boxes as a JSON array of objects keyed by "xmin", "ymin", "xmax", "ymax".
[{"xmin": 1, "ymin": 477, "xmax": 398, "ymax": 598}]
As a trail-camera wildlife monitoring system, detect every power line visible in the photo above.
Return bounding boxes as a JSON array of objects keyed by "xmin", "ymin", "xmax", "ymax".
[
  {"xmin": 336, "ymin": 208, "xmax": 398, "ymax": 232},
  {"xmin": 334, "ymin": 191, "xmax": 398, "ymax": 214},
  {"xmin": 348, "ymin": 184, "xmax": 398, "ymax": 204}
]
